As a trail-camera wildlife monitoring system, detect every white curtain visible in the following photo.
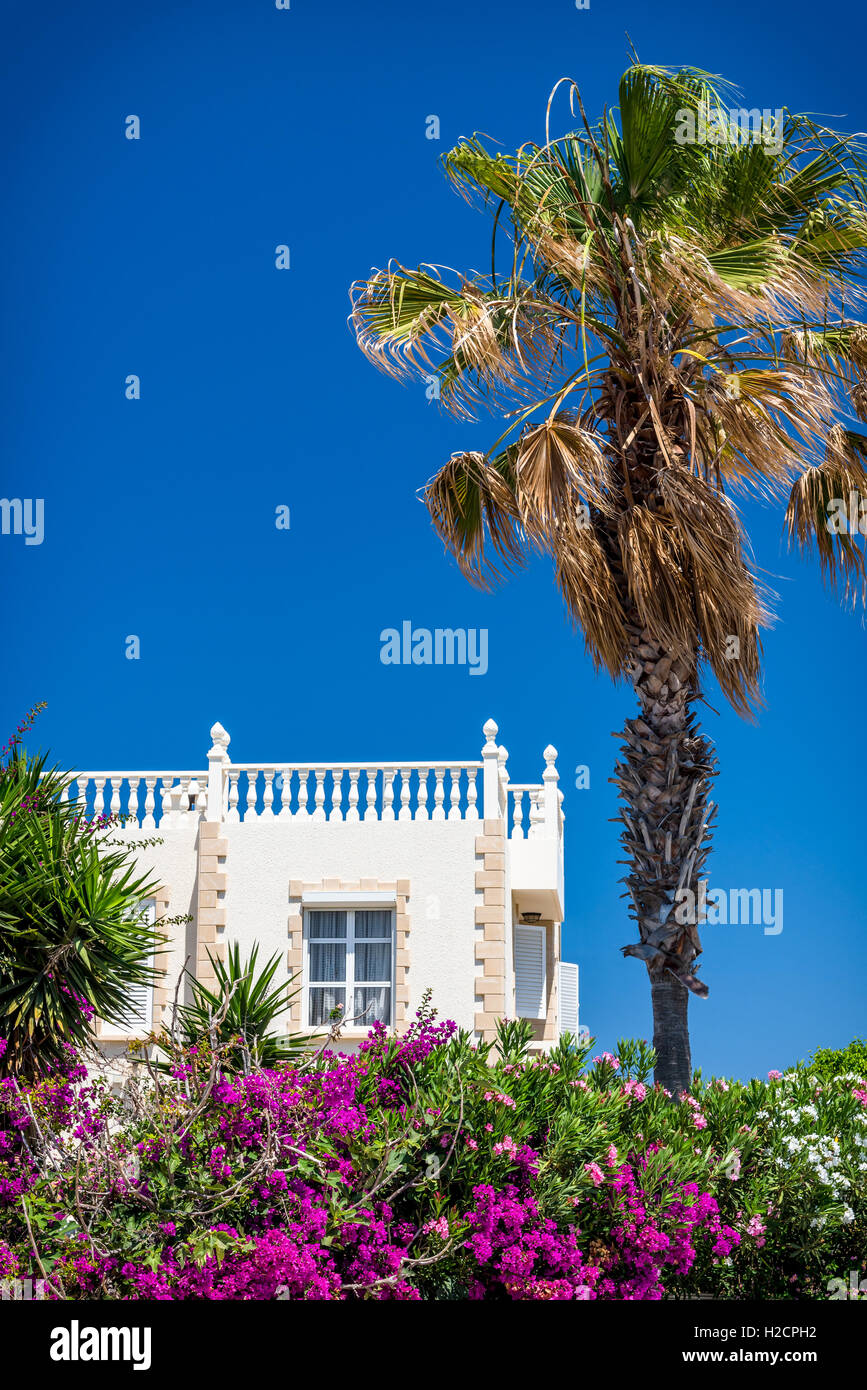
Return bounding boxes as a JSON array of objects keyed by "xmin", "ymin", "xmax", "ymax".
[
  {"xmin": 354, "ymin": 986, "xmax": 390, "ymax": 1025},
  {"xmin": 355, "ymin": 910, "xmax": 391, "ymax": 938},
  {"xmin": 355, "ymin": 942, "xmax": 390, "ymax": 981},
  {"xmin": 309, "ymin": 942, "xmax": 346, "ymax": 982},
  {"xmin": 308, "ymin": 910, "xmax": 346, "ymax": 939},
  {"xmin": 309, "ymin": 987, "xmax": 346, "ymax": 1025}
]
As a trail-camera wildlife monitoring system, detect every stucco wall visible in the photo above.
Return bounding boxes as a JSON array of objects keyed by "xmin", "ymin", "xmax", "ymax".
[{"xmin": 222, "ymin": 819, "xmax": 480, "ymax": 1030}]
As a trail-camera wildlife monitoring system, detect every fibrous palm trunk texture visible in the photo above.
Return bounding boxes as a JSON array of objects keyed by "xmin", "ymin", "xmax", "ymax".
[{"xmin": 614, "ymin": 626, "xmax": 718, "ymax": 1097}]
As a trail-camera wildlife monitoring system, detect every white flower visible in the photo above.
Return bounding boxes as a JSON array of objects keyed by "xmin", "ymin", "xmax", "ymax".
[{"xmin": 842, "ymin": 1207, "xmax": 855, "ymax": 1224}]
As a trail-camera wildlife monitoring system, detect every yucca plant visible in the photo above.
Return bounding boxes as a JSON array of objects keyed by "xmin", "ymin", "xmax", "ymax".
[
  {"xmin": 350, "ymin": 61, "xmax": 867, "ymax": 1093},
  {"xmin": 175, "ymin": 942, "xmax": 307, "ymax": 1072},
  {"xmin": 0, "ymin": 711, "xmax": 163, "ymax": 1078}
]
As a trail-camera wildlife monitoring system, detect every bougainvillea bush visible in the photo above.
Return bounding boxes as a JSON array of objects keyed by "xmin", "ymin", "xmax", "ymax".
[{"xmin": 0, "ymin": 1002, "xmax": 864, "ymax": 1300}]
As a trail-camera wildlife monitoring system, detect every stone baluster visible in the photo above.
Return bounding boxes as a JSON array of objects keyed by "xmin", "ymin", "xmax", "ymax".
[
  {"xmin": 497, "ymin": 746, "xmax": 509, "ymax": 818},
  {"xmin": 416, "ymin": 768, "xmax": 429, "ymax": 821},
  {"xmin": 262, "ymin": 767, "xmax": 276, "ymax": 820},
  {"xmin": 398, "ymin": 767, "xmax": 412, "ymax": 821},
  {"xmin": 382, "ymin": 768, "xmax": 396, "ymax": 821},
  {"xmin": 448, "ymin": 766, "xmax": 462, "ymax": 820},
  {"xmin": 278, "ymin": 769, "xmax": 292, "ymax": 818},
  {"xmin": 245, "ymin": 770, "xmax": 258, "ymax": 821},
  {"xmin": 364, "ymin": 769, "xmax": 378, "ymax": 822},
  {"xmin": 160, "ymin": 777, "xmax": 174, "ymax": 828},
  {"xmin": 346, "ymin": 769, "xmax": 360, "ymax": 822},
  {"xmin": 432, "ymin": 767, "xmax": 446, "ymax": 821},
  {"xmin": 226, "ymin": 771, "xmax": 241, "ymax": 823},
  {"xmin": 109, "ymin": 777, "xmax": 122, "ymax": 820},
  {"xmin": 513, "ymin": 789, "xmax": 525, "ymax": 839},
  {"xmin": 529, "ymin": 789, "xmax": 545, "ymax": 839},
  {"xmin": 466, "ymin": 767, "xmax": 479, "ymax": 819},
  {"xmin": 330, "ymin": 768, "xmax": 344, "ymax": 822},
  {"xmin": 296, "ymin": 768, "xmax": 309, "ymax": 819},
  {"xmin": 312, "ymin": 768, "xmax": 327, "ymax": 822},
  {"xmin": 127, "ymin": 778, "xmax": 139, "ymax": 827},
  {"xmin": 93, "ymin": 777, "xmax": 106, "ymax": 822},
  {"xmin": 194, "ymin": 780, "xmax": 207, "ymax": 816},
  {"xmin": 68, "ymin": 777, "xmax": 83, "ymax": 830},
  {"xmin": 142, "ymin": 777, "xmax": 157, "ymax": 830}
]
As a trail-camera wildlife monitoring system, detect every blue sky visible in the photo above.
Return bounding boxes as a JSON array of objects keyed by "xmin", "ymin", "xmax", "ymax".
[{"xmin": 2, "ymin": 0, "xmax": 865, "ymax": 1080}]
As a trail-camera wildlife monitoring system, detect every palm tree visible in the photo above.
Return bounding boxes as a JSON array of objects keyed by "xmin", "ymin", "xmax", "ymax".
[
  {"xmin": 0, "ymin": 714, "xmax": 163, "ymax": 1078},
  {"xmin": 174, "ymin": 942, "xmax": 309, "ymax": 1072},
  {"xmin": 349, "ymin": 62, "xmax": 867, "ymax": 1093}
]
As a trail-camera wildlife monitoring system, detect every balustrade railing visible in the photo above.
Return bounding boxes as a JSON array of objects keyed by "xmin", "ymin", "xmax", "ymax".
[
  {"xmin": 221, "ymin": 762, "xmax": 481, "ymax": 823},
  {"xmin": 64, "ymin": 773, "xmax": 207, "ymax": 828},
  {"xmin": 63, "ymin": 719, "xmax": 563, "ymax": 839}
]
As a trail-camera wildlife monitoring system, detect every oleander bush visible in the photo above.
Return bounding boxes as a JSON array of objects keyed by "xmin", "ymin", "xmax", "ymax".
[
  {"xmin": 1, "ymin": 998, "xmax": 864, "ymax": 1300},
  {"xmin": 803, "ymin": 1038, "xmax": 867, "ymax": 1087}
]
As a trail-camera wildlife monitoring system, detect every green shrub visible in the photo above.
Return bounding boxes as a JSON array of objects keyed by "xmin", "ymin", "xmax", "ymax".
[
  {"xmin": 173, "ymin": 941, "xmax": 309, "ymax": 1071},
  {"xmin": 803, "ymin": 1039, "xmax": 867, "ymax": 1086},
  {"xmin": 0, "ymin": 707, "xmax": 164, "ymax": 1078}
]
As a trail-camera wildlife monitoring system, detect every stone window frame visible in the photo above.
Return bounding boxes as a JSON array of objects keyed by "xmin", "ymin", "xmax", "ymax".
[{"xmin": 288, "ymin": 878, "xmax": 410, "ymax": 1033}]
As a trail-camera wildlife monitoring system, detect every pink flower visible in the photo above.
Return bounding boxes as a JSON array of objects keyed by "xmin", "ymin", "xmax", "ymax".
[
  {"xmin": 423, "ymin": 1217, "xmax": 450, "ymax": 1240},
  {"xmin": 692, "ymin": 1114, "xmax": 708, "ymax": 1130},
  {"xmin": 852, "ymin": 1088, "xmax": 867, "ymax": 1107},
  {"xmin": 767, "ymin": 1070, "xmax": 782, "ymax": 1081},
  {"xmin": 606, "ymin": 1144, "xmax": 618, "ymax": 1168},
  {"xmin": 745, "ymin": 1215, "xmax": 766, "ymax": 1248},
  {"xmin": 584, "ymin": 1162, "xmax": 605, "ymax": 1187}
]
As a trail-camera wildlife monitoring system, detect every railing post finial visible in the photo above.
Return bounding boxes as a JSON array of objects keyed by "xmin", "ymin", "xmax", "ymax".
[
  {"xmin": 481, "ymin": 718, "xmax": 500, "ymax": 821},
  {"xmin": 542, "ymin": 744, "xmax": 559, "ymax": 836},
  {"xmin": 207, "ymin": 722, "xmax": 231, "ymax": 822}
]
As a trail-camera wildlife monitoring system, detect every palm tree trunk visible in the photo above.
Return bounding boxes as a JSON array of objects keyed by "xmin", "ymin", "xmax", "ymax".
[
  {"xmin": 614, "ymin": 625, "xmax": 718, "ymax": 1096},
  {"xmin": 651, "ymin": 973, "xmax": 692, "ymax": 1098}
]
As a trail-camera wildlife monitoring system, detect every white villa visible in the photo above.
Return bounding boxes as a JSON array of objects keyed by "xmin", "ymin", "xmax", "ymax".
[{"xmin": 72, "ymin": 718, "xmax": 579, "ymax": 1056}]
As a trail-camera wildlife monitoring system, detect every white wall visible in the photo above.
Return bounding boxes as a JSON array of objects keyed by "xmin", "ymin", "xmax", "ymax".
[{"xmin": 223, "ymin": 820, "xmax": 480, "ymax": 1029}]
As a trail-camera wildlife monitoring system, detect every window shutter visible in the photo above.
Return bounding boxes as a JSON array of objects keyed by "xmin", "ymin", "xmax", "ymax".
[
  {"xmin": 559, "ymin": 961, "xmax": 579, "ymax": 1037},
  {"xmin": 126, "ymin": 899, "xmax": 155, "ymax": 1032},
  {"xmin": 514, "ymin": 924, "xmax": 546, "ymax": 1020}
]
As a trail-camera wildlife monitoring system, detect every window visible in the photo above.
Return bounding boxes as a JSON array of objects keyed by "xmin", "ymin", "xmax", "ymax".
[
  {"xmin": 514, "ymin": 922, "xmax": 546, "ymax": 1020},
  {"xmin": 306, "ymin": 908, "xmax": 394, "ymax": 1028},
  {"xmin": 125, "ymin": 898, "xmax": 155, "ymax": 1033},
  {"xmin": 559, "ymin": 961, "xmax": 579, "ymax": 1036}
]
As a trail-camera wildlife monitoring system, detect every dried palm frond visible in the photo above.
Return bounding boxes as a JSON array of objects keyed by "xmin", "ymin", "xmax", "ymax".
[
  {"xmin": 553, "ymin": 518, "xmax": 630, "ymax": 673},
  {"xmin": 618, "ymin": 505, "xmax": 695, "ymax": 664},
  {"xmin": 783, "ymin": 321, "xmax": 867, "ymax": 423},
  {"xmin": 696, "ymin": 366, "xmax": 835, "ymax": 497},
  {"xmin": 422, "ymin": 449, "xmax": 526, "ymax": 588},
  {"xmin": 656, "ymin": 232, "xmax": 828, "ymax": 329},
  {"xmin": 785, "ymin": 426, "xmax": 867, "ymax": 605},
  {"xmin": 658, "ymin": 468, "xmax": 768, "ymax": 714},
  {"xmin": 513, "ymin": 413, "xmax": 615, "ymax": 532}
]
